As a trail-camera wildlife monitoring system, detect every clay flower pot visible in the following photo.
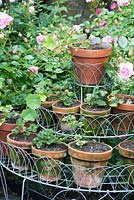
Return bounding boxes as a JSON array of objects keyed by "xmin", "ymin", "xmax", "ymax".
[
  {"xmin": 68, "ymin": 141, "xmax": 113, "ymax": 188},
  {"xmin": 118, "ymin": 140, "xmax": 134, "ymax": 184},
  {"xmin": 0, "ymin": 122, "xmax": 17, "ymax": 156},
  {"xmin": 52, "ymin": 100, "xmax": 81, "ymax": 131},
  {"xmin": 32, "ymin": 144, "xmax": 67, "ymax": 182},
  {"xmin": 80, "ymin": 103, "xmax": 111, "ymax": 135},
  {"xmin": 7, "ymin": 133, "xmax": 36, "ymax": 170},
  {"xmin": 70, "ymin": 45, "xmax": 112, "ymax": 85},
  {"xmin": 109, "ymin": 94, "xmax": 134, "ymax": 133}
]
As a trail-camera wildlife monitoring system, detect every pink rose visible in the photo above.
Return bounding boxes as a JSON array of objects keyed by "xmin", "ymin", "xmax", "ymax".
[
  {"xmin": 102, "ymin": 35, "xmax": 113, "ymax": 44},
  {"xmin": 117, "ymin": 0, "xmax": 130, "ymax": 6},
  {"xmin": 73, "ymin": 25, "xmax": 81, "ymax": 33},
  {"xmin": 52, "ymin": 31, "xmax": 58, "ymax": 41},
  {"xmin": 0, "ymin": 12, "xmax": 13, "ymax": 29},
  {"xmin": 100, "ymin": 20, "xmax": 107, "ymax": 27},
  {"xmin": 9, "ymin": 0, "xmax": 15, "ymax": 3},
  {"xmin": 96, "ymin": 8, "xmax": 102, "ymax": 15},
  {"xmin": 29, "ymin": 6, "xmax": 35, "ymax": 13},
  {"xmin": 85, "ymin": 0, "xmax": 93, "ymax": 2},
  {"xmin": 118, "ymin": 62, "xmax": 134, "ymax": 80},
  {"xmin": 12, "ymin": 47, "xmax": 17, "ymax": 54},
  {"xmin": 113, "ymin": 37, "xmax": 118, "ymax": 47},
  {"xmin": 36, "ymin": 34, "xmax": 45, "ymax": 45},
  {"xmin": 29, "ymin": 66, "xmax": 38, "ymax": 73},
  {"xmin": 23, "ymin": 37, "xmax": 28, "ymax": 43},
  {"xmin": 110, "ymin": 3, "xmax": 117, "ymax": 10}
]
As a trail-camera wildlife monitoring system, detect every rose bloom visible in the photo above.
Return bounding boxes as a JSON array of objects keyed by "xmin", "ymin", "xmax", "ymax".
[
  {"xmin": 0, "ymin": 12, "xmax": 13, "ymax": 29},
  {"xmin": 100, "ymin": 20, "xmax": 107, "ymax": 27},
  {"xmin": 29, "ymin": 66, "xmax": 38, "ymax": 73},
  {"xmin": 29, "ymin": 6, "xmax": 35, "ymax": 13},
  {"xmin": 96, "ymin": 8, "xmax": 102, "ymax": 15},
  {"xmin": 73, "ymin": 25, "xmax": 82, "ymax": 33},
  {"xmin": 110, "ymin": 3, "xmax": 117, "ymax": 10},
  {"xmin": 0, "ymin": 33, "xmax": 4, "ymax": 39},
  {"xmin": 36, "ymin": 34, "xmax": 46, "ymax": 45},
  {"xmin": 9, "ymin": 0, "xmax": 16, "ymax": 3},
  {"xmin": 85, "ymin": 0, "xmax": 94, "ymax": 2},
  {"xmin": 23, "ymin": 37, "xmax": 28, "ymax": 43},
  {"xmin": 29, "ymin": 0, "xmax": 34, "ymax": 4},
  {"xmin": 102, "ymin": 35, "xmax": 113, "ymax": 44},
  {"xmin": 118, "ymin": 62, "xmax": 134, "ymax": 80},
  {"xmin": 117, "ymin": 0, "xmax": 130, "ymax": 6}
]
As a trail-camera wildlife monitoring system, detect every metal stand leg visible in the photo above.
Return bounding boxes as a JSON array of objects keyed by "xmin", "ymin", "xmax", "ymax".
[
  {"xmin": 21, "ymin": 178, "xmax": 27, "ymax": 200},
  {"xmin": 0, "ymin": 164, "xmax": 8, "ymax": 200}
]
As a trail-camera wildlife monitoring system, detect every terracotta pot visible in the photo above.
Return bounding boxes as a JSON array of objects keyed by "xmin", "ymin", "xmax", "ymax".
[
  {"xmin": 52, "ymin": 100, "xmax": 81, "ymax": 114},
  {"xmin": 109, "ymin": 94, "xmax": 134, "ymax": 133},
  {"xmin": 41, "ymin": 95, "xmax": 58, "ymax": 109},
  {"xmin": 80, "ymin": 103, "xmax": 111, "ymax": 135},
  {"xmin": 0, "ymin": 123, "xmax": 16, "ymax": 141},
  {"xmin": 70, "ymin": 45, "xmax": 112, "ymax": 85},
  {"xmin": 0, "ymin": 122, "xmax": 17, "ymax": 156},
  {"xmin": 32, "ymin": 144, "xmax": 67, "ymax": 182},
  {"xmin": 52, "ymin": 100, "xmax": 81, "ymax": 131},
  {"xmin": 118, "ymin": 140, "xmax": 134, "ymax": 184},
  {"xmin": 7, "ymin": 133, "xmax": 36, "ymax": 170},
  {"xmin": 68, "ymin": 141, "xmax": 112, "ymax": 188}
]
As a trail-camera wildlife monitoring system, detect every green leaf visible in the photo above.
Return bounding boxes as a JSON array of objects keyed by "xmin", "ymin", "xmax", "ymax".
[
  {"xmin": 45, "ymin": 36, "xmax": 57, "ymax": 50},
  {"xmin": 26, "ymin": 94, "xmax": 41, "ymax": 110},
  {"xmin": 39, "ymin": 94, "xmax": 47, "ymax": 102},
  {"xmin": 24, "ymin": 55, "xmax": 34, "ymax": 60},
  {"xmin": 11, "ymin": 61, "xmax": 20, "ymax": 66},
  {"xmin": 118, "ymin": 36, "xmax": 128, "ymax": 48},
  {"xmin": 22, "ymin": 108, "xmax": 37, "ymax": 121},
  {"xmin": 130, "ymin": 38, "xmax": 134, "ymax": 45}
]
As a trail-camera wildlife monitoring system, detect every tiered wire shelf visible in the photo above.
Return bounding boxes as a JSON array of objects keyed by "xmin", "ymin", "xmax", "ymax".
[{"xmin": 0, "ymin": 105, "xmax": 134, "ymax": 200}]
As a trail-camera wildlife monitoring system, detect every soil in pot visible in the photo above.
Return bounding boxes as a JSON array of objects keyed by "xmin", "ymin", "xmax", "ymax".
[{"xmin": 68, "ymin": 141, "xmax": 112, "ymax": 188}]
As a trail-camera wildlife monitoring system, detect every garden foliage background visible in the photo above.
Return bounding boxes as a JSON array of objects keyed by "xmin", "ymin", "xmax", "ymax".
[{"xmin": 0, "ymin": 0, "xmax": 134, "ymax": 114}]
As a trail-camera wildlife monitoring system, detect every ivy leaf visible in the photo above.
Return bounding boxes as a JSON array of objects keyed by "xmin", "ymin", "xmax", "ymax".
[
  {"xmin": 22, "ymin": 108, "xmax": 37, "ymax": 121},
  {"xmin": 25, "ymin": 94, "xmax": 41, "ymax": 110},
  {"xmin": 118, "ymin": 36, "xmax": 128, "ymax": 48}
]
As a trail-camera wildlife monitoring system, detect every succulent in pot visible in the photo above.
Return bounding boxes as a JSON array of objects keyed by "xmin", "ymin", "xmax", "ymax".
[{"xmin": 32, "ymin": 128, "xmax": 67, "ymax": 182}]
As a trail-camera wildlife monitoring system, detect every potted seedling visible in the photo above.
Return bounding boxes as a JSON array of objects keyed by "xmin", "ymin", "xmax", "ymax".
[
  {"xmin": 0, "ymin": 105, "xmax": 21, "ymax": 156},
  {"xmin": 7, "ymin": 119, "xmax": 39, "ymax": 170},
  {"xmin": 32, "ymin": 128, "xmax": 67, "ymax": 182},
  {"xmin": 80, "ymin": 87, "xmax": 111, "ymax": 135}
]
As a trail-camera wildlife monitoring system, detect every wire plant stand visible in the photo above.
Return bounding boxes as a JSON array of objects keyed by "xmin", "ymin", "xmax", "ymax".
[{"xmin": 0, "ymin": 105, "xmax": 134, "ymax": 200}]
